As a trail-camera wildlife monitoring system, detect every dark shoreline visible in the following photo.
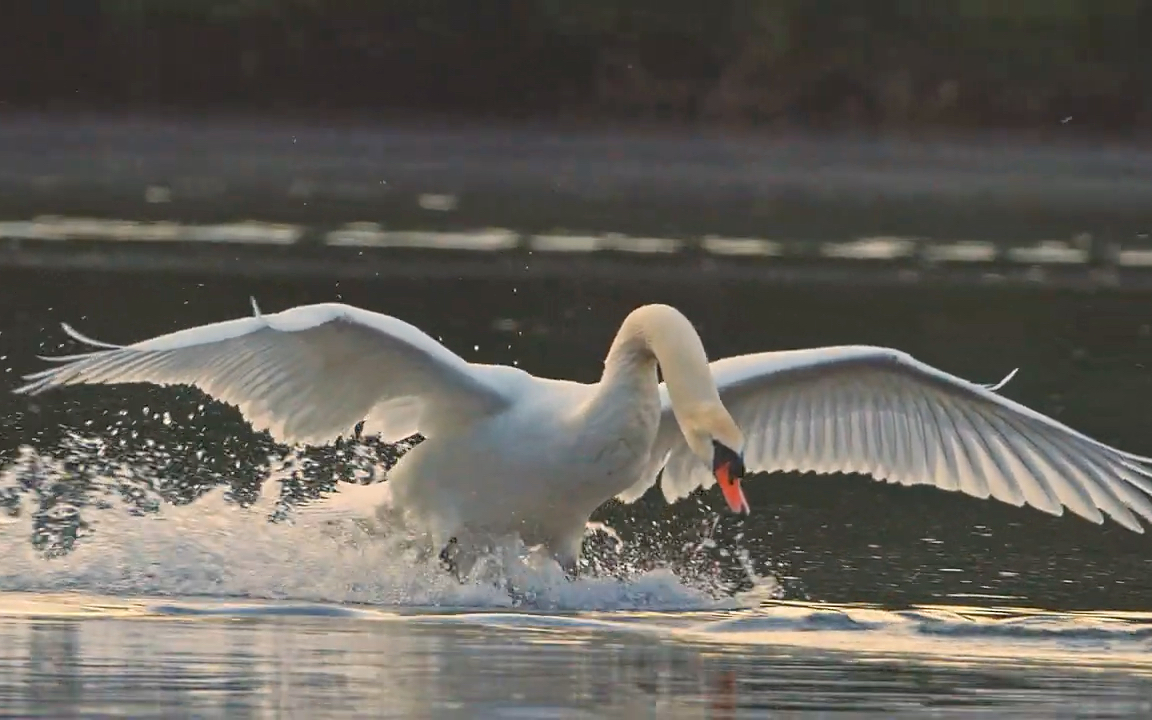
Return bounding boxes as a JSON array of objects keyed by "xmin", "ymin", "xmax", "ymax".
[
  {"xmin": 2, "ymin": 113, "xmax": 1152, "ymax": 286},
  {"xmin": 2, "ymin": 112, "xmax": 1151, "ymax": 216}
]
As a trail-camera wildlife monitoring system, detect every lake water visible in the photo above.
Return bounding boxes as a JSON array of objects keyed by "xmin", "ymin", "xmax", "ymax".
[
  {"xmin": 3, "ymin": 593, "xmax": 1152, "ymax": 718},
  {"xmin": 2, "ymin": 268, "xmax": 1152, "ymax": 716}
]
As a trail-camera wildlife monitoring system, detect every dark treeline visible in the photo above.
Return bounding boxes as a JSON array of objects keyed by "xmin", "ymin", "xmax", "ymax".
[{"xmin": 4, "ymin": 0, "xmax": 1152, "ymax": 136}]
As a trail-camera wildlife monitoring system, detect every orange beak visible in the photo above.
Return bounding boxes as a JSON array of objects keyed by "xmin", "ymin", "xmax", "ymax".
[{"xmin": 714, "ymin": 457, "xmax": 750, "ymax": 515}]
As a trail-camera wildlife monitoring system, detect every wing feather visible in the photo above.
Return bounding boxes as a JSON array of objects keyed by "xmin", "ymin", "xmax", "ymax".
[
  {"xmin": 621, "ymin": 345, "xmax": 1152, "ymax": 533},
  {"xmin": 15, "ymin": 303, "xmax": 512, "ymax": 446}
]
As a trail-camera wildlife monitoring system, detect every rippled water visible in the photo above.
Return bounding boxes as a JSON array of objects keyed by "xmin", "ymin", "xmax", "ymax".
[{"xmin": 2, "ymin": 593, "xmax": 1152, "ymax": 717}]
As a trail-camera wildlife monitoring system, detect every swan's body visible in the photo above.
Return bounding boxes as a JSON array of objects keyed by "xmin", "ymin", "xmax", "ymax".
[
  {"xmin": 16, "ymin": 302, "xmax": 1152, "ymax": 578},
  {"xmin": 366, "ymin": 366, "xmax": 662, "ymax": 574}
]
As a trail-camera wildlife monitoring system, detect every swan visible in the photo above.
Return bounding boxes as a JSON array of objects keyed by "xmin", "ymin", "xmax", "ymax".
[{"xmin": 14, "ymin": 302, "xmax": 1152, "ymax": 579}]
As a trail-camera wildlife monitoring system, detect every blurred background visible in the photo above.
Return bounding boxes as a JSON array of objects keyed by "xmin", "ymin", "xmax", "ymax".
[
  {"xmin": 3, "ymin": 1, "xmax": 1152, "ymax": 278},
  {"xmin": 2, "ymin": 1, "xmax": 1152, "ymax": 610}
]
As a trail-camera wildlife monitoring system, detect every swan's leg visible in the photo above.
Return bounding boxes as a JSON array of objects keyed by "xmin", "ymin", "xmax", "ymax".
[
  {"xmin": 519, "ymin": 526, "xmax": 580, "ymax": 582},
  {"xmin": 558, "ymin": 556, "xmax": 578, "ymax": 581},
  {"xmin": 439, "ymin": 537, "xmax": 462, "ymax": 580},
  {"xmin": 546, "ymin": 534, "xmax": 584, "ymax": 581},
  {"xmin": 438, "ymin": 536, "xmax": 485, "ymax": 583}
]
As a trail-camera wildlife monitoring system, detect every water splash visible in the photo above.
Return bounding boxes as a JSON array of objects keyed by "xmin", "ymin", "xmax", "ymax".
[{"xmin": 0, "ymin": 440, "xmax": 780, "ymax": 612}]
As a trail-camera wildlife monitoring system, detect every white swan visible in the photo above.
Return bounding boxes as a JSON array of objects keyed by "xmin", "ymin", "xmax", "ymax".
[{"xmin": 15, "ymin": 302, "xmax": 1152, "ymax": 579}]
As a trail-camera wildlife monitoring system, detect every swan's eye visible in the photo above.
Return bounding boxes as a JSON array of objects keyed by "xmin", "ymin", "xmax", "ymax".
[{"xmin": 711, "ymin": 440, "xmax": 745, "ymax": 478}]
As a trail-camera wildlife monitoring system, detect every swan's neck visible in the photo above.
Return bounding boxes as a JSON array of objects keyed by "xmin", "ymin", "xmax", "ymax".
[
  {"xmin": 603, "ymin": 304, "xmax": 720, "ymax": 406},
  {"xmin": 589, "ymin": 305, "xmax": 723, "ymax": 443},
  {"xmin": 600, "ymin": 325, "xmax": 656, "ymax": 389},
  {"xmin": 585, "ymin": 329, "xmax": 660, "ymax": 430}
]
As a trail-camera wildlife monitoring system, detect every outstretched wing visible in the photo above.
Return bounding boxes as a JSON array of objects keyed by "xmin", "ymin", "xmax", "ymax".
[
  {"xmin": 16, "ymin": 302, "xmax": 512, "ymax": 445},
  {"xmin": 619, "ymin": 345, "xmax": 1152, "ymax": 533}
]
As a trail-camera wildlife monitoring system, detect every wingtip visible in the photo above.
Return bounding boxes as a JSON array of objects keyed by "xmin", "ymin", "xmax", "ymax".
[
  {"xmin": 11, "ymin": 377, "xmax": 43, "ymax": 396},
  {"xmin": 1109, "ymin": 511, "xmax": 1145, "ymax": 534},
  {"xmin": 60, "ymin": 322, "xmax": 122, "ymax": 349},
  {"xmin": 985, "ymin": 367, "xmax": 1020, "ymax": 392},
  {"xmin": 34, "ymin": 352, "xmax": 97, "ymax": 364},
  {"xmin": 250, "ymin": 296, "xmax": 262, "ymax": 318}
]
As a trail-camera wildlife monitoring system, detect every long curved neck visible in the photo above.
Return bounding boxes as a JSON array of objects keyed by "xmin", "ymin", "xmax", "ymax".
[{"xmin": 596, "ymin": 304, "xmax": 722, "ymax": 426}]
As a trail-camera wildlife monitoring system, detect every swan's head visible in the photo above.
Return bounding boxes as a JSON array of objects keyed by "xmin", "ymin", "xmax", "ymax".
[
  {"xmin": 711, "ymin": 439, "xmax": 749, "ymax": 515},
  {"xmin": 682, "ymin": 407, "xmax": 749, "ymax": 515},
  {"xmin": 612, "ymin": 303, "xmax": 750, "ymax": 514}
]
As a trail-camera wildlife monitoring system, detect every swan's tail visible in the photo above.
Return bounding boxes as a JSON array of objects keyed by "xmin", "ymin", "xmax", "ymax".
[{"xmin": 292, "ymin": 481, "xmax": 394, "ymax": 524}]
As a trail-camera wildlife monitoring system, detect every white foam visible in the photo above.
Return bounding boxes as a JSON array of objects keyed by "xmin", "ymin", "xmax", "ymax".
[{"xmin": 0, "ymin": 442, "xmax": 776, "ymax": 612}]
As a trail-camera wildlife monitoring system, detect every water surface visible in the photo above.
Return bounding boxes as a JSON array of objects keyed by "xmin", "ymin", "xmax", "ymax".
[{"xmin": 3, "ymin": 592, "xmax": 1152, "ymax": 718}]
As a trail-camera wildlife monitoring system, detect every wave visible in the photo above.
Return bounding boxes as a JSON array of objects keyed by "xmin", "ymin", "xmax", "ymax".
[{"xmin": 2, "ymin": 591, "xmax": 1151, "ymax": 676}]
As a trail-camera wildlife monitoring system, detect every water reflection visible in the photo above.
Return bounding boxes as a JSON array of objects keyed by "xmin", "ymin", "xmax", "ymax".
[{"xmin": 0, "ymin": 615, "xmax": 1149, "ymax": 717}]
